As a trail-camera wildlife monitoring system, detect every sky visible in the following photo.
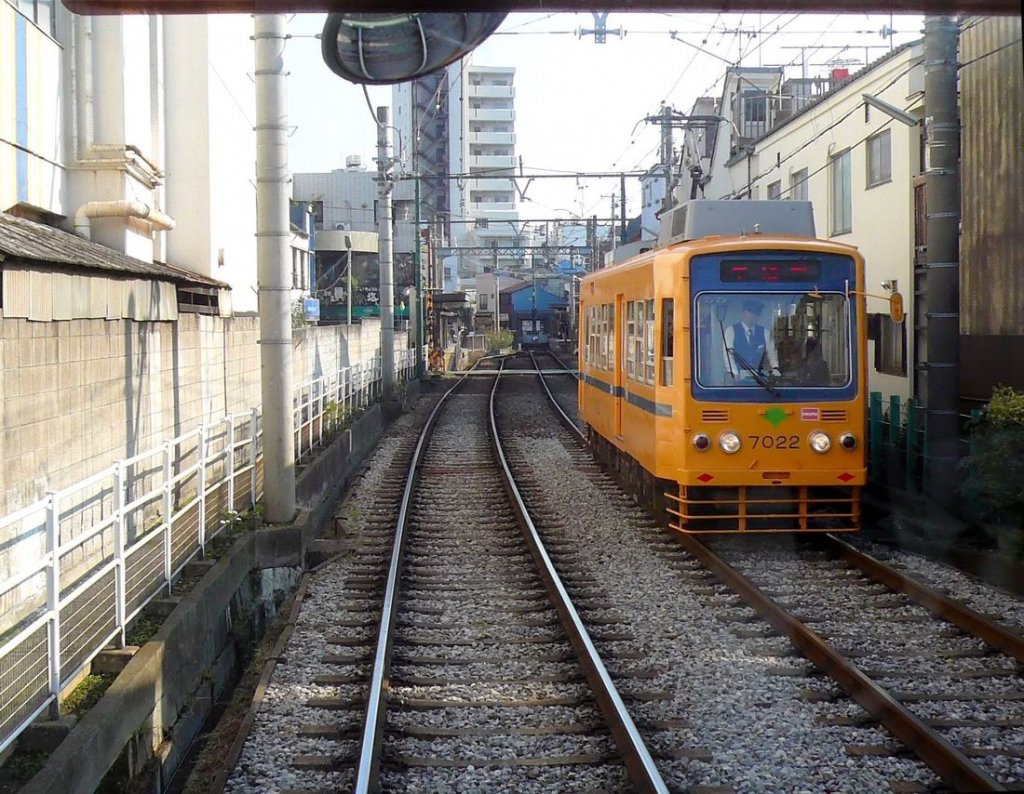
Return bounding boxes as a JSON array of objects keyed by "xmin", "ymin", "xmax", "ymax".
[{"xmin": 285, "ymin": 12, "xmax": 924, "ymax": 223}]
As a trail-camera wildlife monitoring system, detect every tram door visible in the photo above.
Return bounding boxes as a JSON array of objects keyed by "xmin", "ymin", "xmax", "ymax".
[{"xmin": 614, "ymin": 293, "xmax": 624, "ymax": 438}]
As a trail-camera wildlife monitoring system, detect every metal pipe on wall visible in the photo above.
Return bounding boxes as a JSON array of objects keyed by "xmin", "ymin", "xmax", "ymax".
[{"xmin": 254, "ymin": 13, "xmax": 296, "ymax": 523}]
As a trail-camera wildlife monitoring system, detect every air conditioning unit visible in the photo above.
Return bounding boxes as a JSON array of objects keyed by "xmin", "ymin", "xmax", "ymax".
[{"xmin": 335, "ymin": 223, "xmax": 346, "ymax": 230}]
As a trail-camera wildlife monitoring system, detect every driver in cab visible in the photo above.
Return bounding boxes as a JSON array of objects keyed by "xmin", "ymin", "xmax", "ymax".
[{"xmin": 724, "ymin": 299, "xmax": 780, "ymax": 383}]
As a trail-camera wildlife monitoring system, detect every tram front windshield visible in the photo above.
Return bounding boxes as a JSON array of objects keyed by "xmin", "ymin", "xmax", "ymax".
[{"xmin": 693, "ymin": 292, "xmax": 851, "ymax": 390}]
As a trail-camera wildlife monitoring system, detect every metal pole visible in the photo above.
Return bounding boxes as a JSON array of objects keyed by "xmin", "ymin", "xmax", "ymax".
[
  {"xmin": 377, "ymin": 105, "xmax": 395, "ymax": 399},
  {"xmin": 661, "ymin": 104, "xmax": 673, "ymax": 211},
  {"xmin": 346, "ymin": 241, "xmax": 353, "ymax": 327},
  {"xmin": 620, "ymin": 172, "xmax": 627, "ymax": 244},
  {"xmin": 254, "ymin": 13, "xmax": 295, "ymax": 524},
  {"xmin": 414, "ymin": 175, "xmax": 424, "ymax": 377},
  {"xmin": 922, "ymin": 15, "xmax": 960, "ymax": 507}
]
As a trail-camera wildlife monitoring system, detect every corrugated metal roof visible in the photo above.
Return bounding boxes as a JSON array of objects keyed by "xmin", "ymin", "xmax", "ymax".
[{"xmin": 0, "ymin": 212, "xmax": 227, "ymax": 289}]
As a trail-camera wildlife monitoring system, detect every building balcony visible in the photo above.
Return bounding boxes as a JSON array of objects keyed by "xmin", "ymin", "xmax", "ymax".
[
  {"xmin": 469, "ymin": 109, "xmax": 516, "ymax": 123},
  {"xmin": 467, "ymin": 155, "xmax": 516, "ymax": 170},
  {"xmin": 467, "ymin": 178, "xmax": 515, "ymax": 191},
  {"xmin": 477, "ymin": 225, "xmax": 520, "ymax": 240},
  {"xmin": 469, "ymin": 203, "xmax": 517, "ymax": 215},
  {"xmin": 470, "ymin": 132, "xmax": 516, "ymax": 146},
  {"xmin": 467, "ymin": 84, "xmax": 516, "ymax": 100}
]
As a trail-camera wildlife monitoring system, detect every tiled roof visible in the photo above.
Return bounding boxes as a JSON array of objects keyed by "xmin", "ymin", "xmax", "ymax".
[{"xmin": 0, "ymin": 212, "xmax": 227, "ymax": 289}]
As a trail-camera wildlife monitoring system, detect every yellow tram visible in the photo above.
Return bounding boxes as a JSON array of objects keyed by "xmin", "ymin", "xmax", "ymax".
[{"xmin": 578, "ymin": 200, "xmax": 869, "ymax": 534}]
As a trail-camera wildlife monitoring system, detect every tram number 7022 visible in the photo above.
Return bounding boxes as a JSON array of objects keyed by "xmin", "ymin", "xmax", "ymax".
[{"xmin": 747, "ymin": 434, "xmax": 801, "ymax": 449}]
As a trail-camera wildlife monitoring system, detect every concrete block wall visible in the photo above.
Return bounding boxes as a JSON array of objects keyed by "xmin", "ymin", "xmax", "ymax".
[
  {"xmin": 0, "ymin": 312, "xmax": 410, "ymax": 522},
  {"xmin": 0, "ymin": 312, "xmax": 260, "ymax": 520}
]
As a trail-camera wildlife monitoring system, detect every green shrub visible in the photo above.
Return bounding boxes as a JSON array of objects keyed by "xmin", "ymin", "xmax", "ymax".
[
  {"xmin": 486, "ymin": 329, "xmax": 515, "ymax": 353},
  {"xmin": 958, "ymin": 386, "xmax": 1024, "ymax": 531}
]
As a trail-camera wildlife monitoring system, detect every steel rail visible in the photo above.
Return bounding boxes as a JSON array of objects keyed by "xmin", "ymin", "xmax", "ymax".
[
  {"xmin": 491, "ymin": 358, "xmax": 669, "ymax": 793},
  {"xmin": 352, "ymin": 365, "xmax": 486, "ymax": 793},
  {"xmin": 677, "ymin": 534, "xmax": 1005, "ymax": 792},
  {"xmin": 531, "ymin": 348, "xmax": 580, "ymax": 380},
  {"xmin": 824, "ymin": 535, "xmax": 1024, "ymax": 663},
  {"xmin": 529, "ymin": 351, "xmax": 586, "ymax": 443}
]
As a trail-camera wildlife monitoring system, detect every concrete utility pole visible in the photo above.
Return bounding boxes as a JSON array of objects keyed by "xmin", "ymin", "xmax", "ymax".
[
  {"xmin": 619, "ymin": 172, "xmax": 627, "ymax": 244},
  {"xmin": 376, "ymin": 106, "xmax": 395, "ymax": 399},
  {"xmin": 254, "ymin": 14, "xmax": 295, "ymax": 524},
  {"xmin": 922, "ymin": 15, "xmax": 961, "ymax": 508}
]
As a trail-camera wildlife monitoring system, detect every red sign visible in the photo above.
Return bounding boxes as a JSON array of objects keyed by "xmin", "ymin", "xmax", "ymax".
[
  {"xmin": 697, "ymin": 473, "xmax": 715, "ymax": 483},
  {"xmin": 801, "ymin": 407, "xmax": 820, "ymax": 421}
]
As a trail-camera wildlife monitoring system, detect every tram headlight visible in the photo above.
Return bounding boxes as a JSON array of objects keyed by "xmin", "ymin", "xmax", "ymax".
[
  {"xmin": 719, "ymin": 432, "xmax": 742, "ymax": 454},
  {"xmin": 839, "ymin": 432, "xmax": 857, "ymax": 450},
  {"xmin": 809, "ymin": 431, "xmax": 832, "ymax": 453},
  {"xmin": 692, "ymin": 433, "xmax": 711, "ymax": 451}
]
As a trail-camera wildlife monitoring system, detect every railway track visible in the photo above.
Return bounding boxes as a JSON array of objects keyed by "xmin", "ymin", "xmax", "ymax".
[
  {"xmin": 214, "ymin": 351, "xmax": 1022, "ymax": 792},
  {"xmin": 219, "ymin": 358, "xmax": 667, "ymax": 792},
  {"xmin": 356, "ymin": 361, "xmax": 665, "ymax": 791},
  {"xmin": 520, "ymin": 351, "xmax": 1024, "ymax": 791},
  {"xmin": 690, "ymin": 534, "xmax": 1024, "ymax": 791}
]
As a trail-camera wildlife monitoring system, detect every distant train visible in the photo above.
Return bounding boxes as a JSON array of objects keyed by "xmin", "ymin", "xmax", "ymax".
[{"xmin": 578, "ymin": 200, "xmax": 870, "ymax": 534}]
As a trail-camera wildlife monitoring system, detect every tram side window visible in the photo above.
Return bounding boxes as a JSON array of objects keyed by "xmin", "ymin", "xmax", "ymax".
[
  {"xmin": 625, "ymin": 302, "xmax": 637, "ymax": 379},
  {"xmin": 644, "ymin": 299, "xmax": 655, "ymax": 384},
  {"xmin": 601, "ymin": 303, "xmax": 615, "ymax": 371},
  {"xmin": 661, "ymin": 298, "xmax": 674, "ymax": 386},
  {"xmin": 624, "ymin": 300, "xmax": 651, "ymax": 385},
  {"xmin": 586, "ymin": 306, "xmax": 600, "ymax": 367}
]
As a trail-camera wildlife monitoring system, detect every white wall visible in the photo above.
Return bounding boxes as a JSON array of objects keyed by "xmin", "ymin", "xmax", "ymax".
[
  {"xmin": 164, "ymin": 15, "xmax": 257, "ymax": 312},
  {"xmin": 714, "ymin": 46, "xmax": 923, "ymax": 399}
]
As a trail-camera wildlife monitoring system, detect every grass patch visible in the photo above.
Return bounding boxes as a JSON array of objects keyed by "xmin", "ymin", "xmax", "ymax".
[
  {"xmin": 126, "ymin": 613, "xmax": 164, "ymax": 647},
  {"xmin": 62, "ymin": 673, "xmax": 116, "ymax": 718},
  {"xmin": 0, "ymin": 749, "xmax": 48, "ymax": 791}
]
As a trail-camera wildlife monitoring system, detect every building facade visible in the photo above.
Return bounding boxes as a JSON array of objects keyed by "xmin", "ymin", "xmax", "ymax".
[
  {"xmin": 393, "ymin": 59, "xmax": 520, "ymax": 287},
  {"xmin": 1, "ymin": 5, "xmax": 260, "ymax": 311},
  {"xmin": 699, "ymin": 43, "xmax": 925, "ymax": 401}
]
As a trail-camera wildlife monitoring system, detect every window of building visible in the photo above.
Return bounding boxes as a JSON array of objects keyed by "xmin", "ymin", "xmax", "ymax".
[
  {"xmin": 767, "ymin": 180, "xmax": 782, "ymax": 200},
  {"xmin": 10, "ymin": 0, "xmax": 55, "ymax": 36},
  {"xmin": 871, "ymin": 313, "xmax": 906, "ymax": 376},
  {"xmin": 790, "ymin": 169, "xmax": 809, "ymax": 201},
  {"xmin": 742, "ymin": 90, "xmax": 768, "ymax": 122},
  {"xmin": 867, "ymin": 129, "xmax": 892, "ymax": 188},
  {"xmin": 829, "ymin": 150, "xmax": 852, "ymax": 235},
  {"xmin": 480, "ymin": 293, "xmax": 489, "ymax": 310}
]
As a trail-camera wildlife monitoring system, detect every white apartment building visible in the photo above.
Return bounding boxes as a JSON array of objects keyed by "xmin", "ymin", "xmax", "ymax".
[
  {"xmin": 393, "ymin": 60, "xmax": 520, "ymax": 285},
  {"xmin": 459, "ymin": 64, "xmax": 519, "ymax": 261},
  {"xmin": 699, "ymin": 43, "xmax": 925, "ymax": 400}
]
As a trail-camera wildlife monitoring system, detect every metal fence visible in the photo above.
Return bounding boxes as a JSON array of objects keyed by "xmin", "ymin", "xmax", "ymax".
[
  {"xmin": 868, "ymin": 392, "xmax": 927, "ymax": 494},
  {"xmin": 0, "ymin": 350, "xmax": 417, "ymax": 754},
  {"xmin": 867, "ymin": 391, "xmax": 984, "ymax": 499}
]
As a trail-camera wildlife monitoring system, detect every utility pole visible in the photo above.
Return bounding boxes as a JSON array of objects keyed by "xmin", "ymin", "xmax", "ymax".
[
  {"xmin": 608, "ymin": 194, "xmax": 617, "ymax": 251},
  {"xmin": 254, "ymin": 14, "xmax": 295, "ymax": 524},
  {"xmin": 643, "ymin": 104, "xmax": 677, "ymax": 213},
  {"xmin": 587, "ymin": 215, "xmax": 598, "ymax": 272},
  {"xmin": 376, "ymin": 106, "xmax": 395, "ymax": 399},
  {"xmin": 921, "ymin": 15, "xmax": 960, "ymax": 509},
  {"xmin": 619, "ymin": 172, "xmax": 627, "ymax": 244},
  {"xmin": 413, "ymin": 175, "xmax": 424, "ymax": 377}
]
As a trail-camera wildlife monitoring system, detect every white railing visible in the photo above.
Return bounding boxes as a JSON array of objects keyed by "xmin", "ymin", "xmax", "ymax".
[{"xmin": 0, "ymin": 351, "xmax": 418, "ymax": 755}]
